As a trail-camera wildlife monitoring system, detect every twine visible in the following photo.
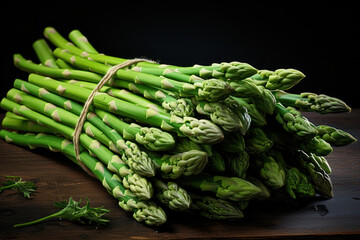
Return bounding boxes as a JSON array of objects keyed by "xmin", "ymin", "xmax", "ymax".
[{"xmin": 72, "ymin": 58, "xmax": 155, "ymax": 177}]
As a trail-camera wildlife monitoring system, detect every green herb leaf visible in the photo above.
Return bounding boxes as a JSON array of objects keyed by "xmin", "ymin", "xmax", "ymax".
[
  {"xmin": 0, "ymin": 176, "xmax": 36, "ymax": 198},
  {"xmin": 14, "ymin": 197, "xmax": 110, "ymax": 228}
]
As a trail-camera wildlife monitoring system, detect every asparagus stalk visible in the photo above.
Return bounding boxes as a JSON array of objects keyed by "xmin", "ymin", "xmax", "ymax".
[
  {"xmin": 315, "ymin": 125, "xmax": 357, "ymax": 147},
  {"xmin": 56, "ymin": 58, "xmax": 74, "ymax": 69},
  {"xmin": 147, "ymin": 150, "xmax": 208, "ymax": 179},
  {"xmin": 2, "ymin": 111, "xmax": 53, "ymax": 133},
  {"xmin": 65, "ymin": 80, "xmax": 169, "ymax": 115},
  {"xmin": 13, "ymin": 78, "xmax": 175, "ymax": 153},
  {"xmin": 274, "ymin": 103, "xmax": 318, "ymax": 141},
  {"xmin": 44, "ymin": 27, "xmax": 257, "ymax": 81},
  {"xmin": 224, "ymin": 151, "xmax": 250, "ymax": 179},
  {"xmin": 194, "ymin": 100, "xmax": 242, "ymax": 132},
  {"xmin": 178, "ymin": 173, "xmax": 262, "ymax": 201},
  {"xmin": 132, "ymin": 66, "xmax": 204, "ymax": 84},
  {"xmin": 14, "ymin": 54, "xmax": 104, "ymax": 83},
  {"xmin": 45, "ymin": 28, "xmax": 234, "ymax": 101},
  {"xmin": 94, "ymin": 109, "xmax": 175, "ymax": 151},
  {"xmin": 66, "ymin": 29, "xmax": 195, "ymax": 117},
  {"xmin": 252, "ymin": 153, "xmax": 286, "ymax": 189},
  {"xmin": 205, "ymin": 150, "xmax": 226, "ymax": 174},
  {"xmin": 170, "ymin": 137, "xmax": 226, "ymax": 174},
  {"xmin": 227, "ymin": 96, "xmax": 266, "ymax": 127},
  {"xmin": 14, "ymin": 79, "xmax": 173, "ymax": 154},
  {"xmin": 190, "ymin": 194, "xmax": 244, "ymax": 220},
  {"xmin": 68, "ymin": 29, "xmax": 99, "ymax": 54},
  {"xmin": 295, "ymin": 150, "xmax": 333, "ymax": 198},
  {"xmin": 245, "ymin": 128, "xmax": 273, "ymax": 156},
  {"xmin": 14, "ymin": 53, "xmax": 196, "ymax": 117},
  {"xmin": 216, "ymin": 131, "xmax": 245, "ymax": 153},
  {"xmin": 1, "ymin": 95, "xmax": 156, "ymax": 178},
  {"xmin": 154, "ymin": 179, "xmax": 192, "ymax": 211},
  {"xmin": 28, "ymin": 74, "xmax": 224, "ymax": 144},
  {"xmin": 53, "ymin": 48, "xmax": 233, "ymax": 102},
  {"xmin": 249, "ymin": 86, "xmax": 276, "ymax": 115},
  {"xmin": 284, "ymin": 167, "xmax": 316, "ymax": 199},
  {"xmin": 32, "ymin": 39, "xmax": 59, "ymax": 68},
  {"xmin": 133, "ymin": 66, "xmax": 261, "ymax": 98},
  {"xmin": 273, "ymin": 91, "xmax": 351, "ymax": 114},
  {"xmin": 6, "ymin": 115, "xmax": 155, "ymax": 199},
  {"xmin": 108, "ymin": 78, "xmax": 196, "ymax": 117},
  {"xmin": 228, "ymin": 78, "xmax": 262, "ymax": 97},
  {"xmin": 0, "ymin": 130, "xmax": 166, "ymax": 226},
  {"xmin": 250, "ymin": 68, "xmax": 305, "ymax": 90}
]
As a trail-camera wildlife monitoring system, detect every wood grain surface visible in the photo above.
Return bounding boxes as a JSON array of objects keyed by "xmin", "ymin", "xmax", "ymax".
[{"xmin": 0, "ymin": 110, "xmax": 359, "ymax": 240}]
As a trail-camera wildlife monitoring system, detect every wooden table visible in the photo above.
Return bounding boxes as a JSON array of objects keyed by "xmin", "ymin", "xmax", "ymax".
[{"xmin": 0, "ymin": 110, "xmax": 359, "ymax": 240}]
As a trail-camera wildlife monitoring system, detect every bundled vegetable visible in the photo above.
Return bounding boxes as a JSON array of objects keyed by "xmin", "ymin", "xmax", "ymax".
[{"xmin": 0, "ymin": 27, "xmax": 357, "ymax": 228}]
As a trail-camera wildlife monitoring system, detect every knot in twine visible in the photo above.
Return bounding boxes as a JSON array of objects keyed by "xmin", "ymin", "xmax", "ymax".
[{"xmin": 72, "ymin": 58, "xmax": 155, "ymax": 177}]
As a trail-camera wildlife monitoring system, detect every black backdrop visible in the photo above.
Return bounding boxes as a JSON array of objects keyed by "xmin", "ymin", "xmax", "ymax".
[{"xmin": 1, "ymin": 1, "xmax": 359, "ymax": 112}]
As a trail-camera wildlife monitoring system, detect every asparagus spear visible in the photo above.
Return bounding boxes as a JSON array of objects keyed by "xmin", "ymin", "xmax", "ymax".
[
  {"xmin": 245, "ymin": 128, "xmax": 273, "ymax": 155},
  {"xmin": 1, "ymin": 96, "xmax": 156, "ymax": 178},
  {"xmin": 0, "ymin": 130, "xmax": 167, "ymax": 226},
  {"xmin": 65, "ymin": 80, "xmax": 167, "ymax": 114},
  {"xmin": 14, "ymin": 53, "xmax": 195, "ymax": 118},
  {"xmin": 224, "ymin": 151, "xmax": 250, "ymax": 179},
  {"xmin": 147, "ymin": 150, "xmax": 208, "ymax": 179},
  {"xmin": 227, "ymin": 96, "xmax": 266, "ymax": 128},
  {"xmin": 68, "ymin": 29, "xmax": 99, "ymax": 54},
  {"xmin": 249, "ymin": 86, "xmax": 276, "ymax": 115},
  {"xmin": 205, "ymin": 150, "xmax": 226, "ymax": 174},
  {"xmin": 252, "ymin": 154, "xmax": 286, "ymax": 189},
  {"xmin": 14, "ymin": 79, "xmax": 174, "ymax": 160},
  {"xmin": 9, "ymin": 82, "xmax": 156, "ymax": 157},
  {"xmin": 273, "ymin": 91, "xmax": 351, "ymax": 114},
  {"xmin": 315, "ymin": 125, "xmax": 357, "ymax": 147},
  {"xmin": 154, "ymin": 179, "xmax": 192, "ymax": 211},
  {"xmin": 190, "ymin": 194, "xmax": 244, "ymax": 220},
  {"xmin": 14, "ymin": 54, "xmax": 104, "ymax": 83},
  {"xmin": 171, "ymin": 137, "xmax": 226, "ymax": 174},
  {"xmin": 95, "ymin": 109, "xmax": 175, "ymax": 151},
  {"xmin": 228, "ymin": 78, "xmax": 262, "ymax": 97},
  {"xmin": 65, "ymin": 29, "xmax": 196, "ymax": 117},
  {"xmin": 250, "ymin": 68, "xmax": 305, "ymax": 90},
  {"xmin": 295, "ymin": 150, "xmax": 333, "ymax": 198},
  {"xmin": 298, "ymin": 136, "xmax": 333, "ymax": 157},
  {"xmin": 44, "ymin": 27, "xmax": 235, "ymax": 102},
  {"xmin": 32, "ymin": 39, "xmax": 59, "ymax": 68},
  {"xmin": 178, "ymin": 173, "xmax": 262, "ymax": 201},
  {"xmin": 2, "ymin": 111, "xmax": 53, "ymax": 133},
  {"xmin": 284, "ymin": 167, "xmax": 316, "ymax": 199},
  {"xmin": 53, "ymin": 48, "xmax": 234, "ymax": 102},
  {"xmin": 108, "ymin": 78, "xmax": 196, "ymax": 117},
  {"xmin": 134, "ymin": 66, "xmax": 261, "ymax": 98},
  {"xmin": 44, "ymin": 27, "xmax": 257, "ymax": 82},
  {"xmin": 28, "ymin": 74, "xmax": 224, "ymax": 144},
  {"xmin": 274, "ymin": 103, "xmax": 318, "ymax": 141},
  {"xmin": 194, "ymin": 100, "xmax": 242, "ymax": 132},
  {"xmin": 216, "ymin": 131, "xmax": 245, "ymax": 153}
]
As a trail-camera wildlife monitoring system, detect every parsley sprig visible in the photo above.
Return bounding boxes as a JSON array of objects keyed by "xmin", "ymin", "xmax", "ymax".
[{"xmin": 0, "ymin": 176, "xmax": 36, "ymax": 198}]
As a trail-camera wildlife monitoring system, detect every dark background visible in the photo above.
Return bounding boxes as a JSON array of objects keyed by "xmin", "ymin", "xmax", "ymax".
[{"xmin": 1, "ymin": 1, "xmax": 359, "ymax": 113}]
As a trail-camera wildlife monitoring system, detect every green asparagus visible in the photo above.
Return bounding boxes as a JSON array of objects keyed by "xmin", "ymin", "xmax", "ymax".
[
  {"xmin": 0, "ymin": 129, "xmax": 167, "ymax": 226},
  {"xmin": 1, "ymin": 26, "xmax": 357, "ymax": 227},
  {"xmin": 27, "ymin": 74, "xmax": 224, "ymax": 144},
  {"xmin": 178, "ymin": 173, "xmax": 262, "ymax": 201},
  {"xmin": 250, "ymin": 68, "xmax": 305, "ymax": 90},
  {"xmin": 273, "ymin": 91, "xmax": 351, "ymax": 114}
]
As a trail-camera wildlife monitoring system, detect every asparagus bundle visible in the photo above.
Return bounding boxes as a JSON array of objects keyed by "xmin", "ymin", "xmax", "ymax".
[{"xmin": 0, "ymin": 27, "xmax": 357, "ymax": 228}]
